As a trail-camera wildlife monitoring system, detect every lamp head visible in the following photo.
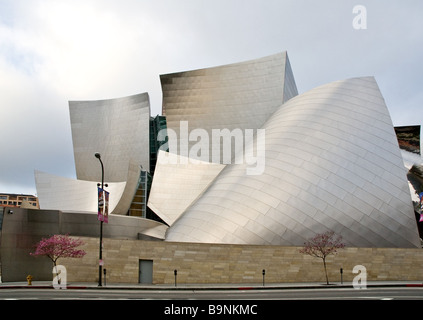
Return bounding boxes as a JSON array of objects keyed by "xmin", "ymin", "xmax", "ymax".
[{"xmin": 95, "ymin": 152, "xmax": 101, "ymax": 159}]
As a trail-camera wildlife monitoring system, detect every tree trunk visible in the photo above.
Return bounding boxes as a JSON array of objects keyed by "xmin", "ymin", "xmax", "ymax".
[{"xmin": 323, "ymin": 258, "xmax": 329, "ymax": 285}]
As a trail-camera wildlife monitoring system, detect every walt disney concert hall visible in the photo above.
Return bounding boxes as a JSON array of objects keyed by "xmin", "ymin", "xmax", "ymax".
[{"xmin": 34, "ymin": 52, "xmax": 422, "ymax": 248}]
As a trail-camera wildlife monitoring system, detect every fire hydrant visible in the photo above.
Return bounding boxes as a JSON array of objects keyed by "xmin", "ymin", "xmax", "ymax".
[{"xmin": 26, "ymin": 275, "xmax": 33, "ymax": 285}]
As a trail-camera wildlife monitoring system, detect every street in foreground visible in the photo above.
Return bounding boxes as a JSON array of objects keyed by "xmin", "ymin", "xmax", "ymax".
[
  {"xmin": 0, "ymin": 286, "xmax": 422, "ymax": 300},
  {"xmin": 1, "ymin": 287, "xmax": 421, "ymax": 319}
]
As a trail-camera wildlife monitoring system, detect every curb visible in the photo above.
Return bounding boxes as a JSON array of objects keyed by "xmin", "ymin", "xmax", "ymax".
[
  {"xmin": 1, "ymin": 282, "xmax": 422, "ymax": 290},
  {"xmin": 0, "ymin": 285, "xmax": 88, "ymax": 289}
]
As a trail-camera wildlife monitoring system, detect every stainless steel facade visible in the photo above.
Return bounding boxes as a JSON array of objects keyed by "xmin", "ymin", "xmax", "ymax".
[
  {"xmin": 34, "ymin": 170, "xmax": 126, "ymax": 213},
  {"xmin": 163, "ymin": 77, "xmax": 420, "ymax": 248},
  {"xmin": 147, "ymin": 150, "xmax": 225, "ymax": 225},
  {"xmin": 161, "ymin": 52, "xmax": 298, "ymax": 164},
  {"xmin": 36, "ymin": 92, "xmax": 152, "ymax": 217},
  {"xmin": 33, "ymin": 52, "xmax": 420, "ymax": 248},
  {"xmin": 69, "ymin": 92, "xmax": 151, "ymax": 182},
  {"xmin": 34, "ymin": 163, "xmax": 143, "ymax": 216}
]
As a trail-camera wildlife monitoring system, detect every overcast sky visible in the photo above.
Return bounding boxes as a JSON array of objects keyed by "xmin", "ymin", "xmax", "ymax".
[{"xmin": 1, "ymin": 0, "xmax": 422, "ymax": 195}]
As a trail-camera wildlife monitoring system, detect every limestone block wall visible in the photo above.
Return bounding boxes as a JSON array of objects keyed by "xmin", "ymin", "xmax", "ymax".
[{"xmin": 61, "ymin": 237, "xmax": 423, "ymax": 285}]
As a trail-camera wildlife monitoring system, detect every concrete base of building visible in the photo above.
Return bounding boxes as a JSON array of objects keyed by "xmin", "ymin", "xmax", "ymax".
[
  {"xmin": 2, "ymin": 208, "xmax": 422, "ymax": 284},
  {"xmin": 56, "ymin": 237, "xmax": 423, "ymax": 285}
]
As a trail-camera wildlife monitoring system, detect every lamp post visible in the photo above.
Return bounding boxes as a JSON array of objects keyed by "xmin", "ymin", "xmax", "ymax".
[{"xmin": 95, "ymin": 152, "xmax": 104, "ymax": 287}]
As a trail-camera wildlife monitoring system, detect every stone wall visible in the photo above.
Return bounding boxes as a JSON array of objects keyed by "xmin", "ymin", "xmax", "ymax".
[{"xmin": 61, "ymin": 237, "xmax": 423, "ymax": 285}]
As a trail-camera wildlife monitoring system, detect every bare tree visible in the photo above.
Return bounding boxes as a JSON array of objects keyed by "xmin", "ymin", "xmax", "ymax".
[{"xmin": 299, "ymin": 231, "xmax": 345, "ymax": 285}]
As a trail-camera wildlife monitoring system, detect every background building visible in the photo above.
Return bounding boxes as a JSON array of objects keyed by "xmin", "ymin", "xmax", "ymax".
[{"xmin": 0, "ymin": 193, "xmax": 39, "ymax": 209}]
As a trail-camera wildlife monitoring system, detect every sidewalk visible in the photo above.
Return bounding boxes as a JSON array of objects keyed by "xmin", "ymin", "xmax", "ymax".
[{"xmin": 1, "ymin": 280, "xmax": 422, "ymax": 290}]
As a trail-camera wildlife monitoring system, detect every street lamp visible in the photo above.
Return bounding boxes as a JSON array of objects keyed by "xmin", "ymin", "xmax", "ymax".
[{"xmin": 95, "ymin": 152, "xmax": 104, "ymax": 287}]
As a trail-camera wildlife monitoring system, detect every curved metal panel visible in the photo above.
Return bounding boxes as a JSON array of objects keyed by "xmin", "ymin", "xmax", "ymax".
[
  {"xmin": 69, "ymin": 92, "xmax": 151, "ymax": 182},
  {"xmin": 147, "ymin": 150, "xmax": 225, "ymax": 225},
  {"xmin": 161, "ymin": 52, "xmax": 298, "ymax": 164},
  {"xmin": 165, "ymin": 77, "xmax": 420, "ymax": 248},
  {"xmin": 34, "ymin": 170, "xmax": 126, "ymax": 213}
]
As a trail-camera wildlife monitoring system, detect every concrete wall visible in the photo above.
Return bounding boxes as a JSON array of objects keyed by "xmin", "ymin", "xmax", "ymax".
[
  {"xmin": 61, "ymin": 237, "xmax": 423, "ymax": 285},
  {"xmin": 0, "ymin": 208, "xmax": 65, "ymax": 281},
  {"xmin": 2, "ymin": 207, "xmax": 423, "ymax": 284},
  {"xmin": 0, "ymin": 208, "xmax": 164, "ymax": 281}
]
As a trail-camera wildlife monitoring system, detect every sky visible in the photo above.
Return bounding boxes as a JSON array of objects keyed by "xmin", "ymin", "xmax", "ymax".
[{"xmin": 0, "ymin": 0, "xmax": 422, "ymax": 195}]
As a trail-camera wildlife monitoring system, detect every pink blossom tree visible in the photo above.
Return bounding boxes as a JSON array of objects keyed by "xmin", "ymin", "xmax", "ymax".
[
  {"xmin": 299, "ymin": 231, "xmax": 345, "ymax": 285},
  {"xmin": 30, "ymin": 234, "xmax": 86, "ymax": 283}
]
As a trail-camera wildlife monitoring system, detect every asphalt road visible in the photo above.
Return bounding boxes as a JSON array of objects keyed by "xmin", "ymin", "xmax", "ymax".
[
  {"xmin": 0, "ymin": 286, "xmax": 422, "ymax": 300},
  {"xmin": 1, "ymin": 287, "xmax": 420, "ymax": 319}
]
